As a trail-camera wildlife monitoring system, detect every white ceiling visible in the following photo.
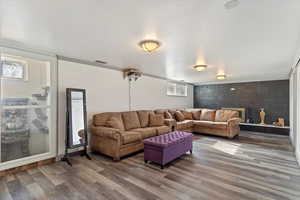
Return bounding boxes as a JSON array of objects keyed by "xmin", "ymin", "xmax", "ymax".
[{"xmin": 1, "ymin": 0, "xmax": 300, "ymax": 84}]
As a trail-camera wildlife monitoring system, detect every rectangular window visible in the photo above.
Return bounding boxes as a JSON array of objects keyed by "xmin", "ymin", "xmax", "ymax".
[
  {"xmin": 167, "ymin": 82, "xmax": 188, "ymax": 97},
  {"xmin": 1, "ymin": 55, "xmax": 27, "ymax": 80}
]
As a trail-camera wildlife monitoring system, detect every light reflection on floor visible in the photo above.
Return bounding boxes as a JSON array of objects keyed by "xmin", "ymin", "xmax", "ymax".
[{"xmin": 212, "ymin": 141, "xmax": 241, "ymax": 155}]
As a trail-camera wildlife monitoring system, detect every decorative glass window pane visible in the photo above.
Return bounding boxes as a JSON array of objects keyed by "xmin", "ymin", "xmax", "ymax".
[
  {"xmin": 167, "ymin": 82, "xmax": 176, "ymax": 96},
  {"xmin": 167, "ymin": 82, "xmax": 188, "ymax": 97},
  {"xmin": 1, "ymin": 57, "xmax": 26, "ymax": 79},
  {"xmin": 176, "ymin": 84, "xmax": 187, "ymax": 96}
]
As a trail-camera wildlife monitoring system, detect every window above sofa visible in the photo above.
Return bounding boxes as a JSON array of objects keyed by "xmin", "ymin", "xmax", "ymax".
[{"xmin": 167, "ymin": 82, "xmax": 187, "ymax": 97}]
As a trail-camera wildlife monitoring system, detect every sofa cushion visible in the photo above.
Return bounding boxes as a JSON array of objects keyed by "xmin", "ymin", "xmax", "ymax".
[
  {"xmin": 194, "ymin": 120, "xmax": 227, "ymax": 129},
  {"xmin": 215, "ymin": 110, "xmax": 239, "ymax": 122},
  {"xmin": 154, "ymin": 109, "xmax": 173, "ymax": 119},
  {"xmin": 149, "ymin": 114, "xmax": 165, "ymax": 127},
  {"xmin": 191, "ymin": 110, "xmax": 201, "ymax": 120},
  {"xmin": 182, "ymin": 111, "xmax": 193, "ymax": 120},
  {"xmin": 122, "ymin": 111, "xmax": 141, "ymax": 130},
  {"xmin": 137, "ymin": 110, "xmax": 154, "ymax": 128},
  {"xmin": 121, "ymin": 131, "xmax": 142, "ymax": 145},
  {"xmin": 176, "ymin": 120, "xmax": 193, "ymax": 130},
  {"xmin": 131, "ymin": 127, "xmax": 157, "ymax": 139},
  {"xmin": 175, "ymin": 111, "xmax": 185, "ymax": 122},
  {"xmin": 156, "ymin": 126, "xmax": 171, "ymax": 135},
  {"xmin": 106, "ymin": 117, "xmax": 124, "ymax": 130},
  {"xmin": 200, "ymin": 109, "xmax": 216, "ymax": 121},
  {"xmin": 154, "ymin": 109, "xmax": 168, "ymax": 115},
  {"xmin": 93, "ymin": 112, "xmax": 125, "ymax": 131}
]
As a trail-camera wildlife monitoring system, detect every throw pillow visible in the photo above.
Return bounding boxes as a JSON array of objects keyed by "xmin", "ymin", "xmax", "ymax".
[
  {"xmin": 182, "ymin": 111, "xmax": 193, "ymax": 120},
  {"xmin": 175, "ymin": 111, "xmax": 185, "ymax": 122},
  {"xmin": 106, "ymin": 117, "xmax": 123, "ymax": 130},
  {"xmin": 191, "ymin": 111, "xmax": 201, "ymax": 120},
  {"xmin": 149, "ymin": 114, "xmax": 164, "ymax": 127},
  {"xmin": 165, "ymin": 111, "xmax": 173, "ymax": 119},
  {"xmin": 168, "ymin": 109, "xmax": 177, "ymax": 119}
]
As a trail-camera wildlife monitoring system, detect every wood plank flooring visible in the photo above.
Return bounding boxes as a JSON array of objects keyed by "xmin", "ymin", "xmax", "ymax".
[{"xmin": 1, "ymin": 131, "xmax": 300, "ymax": 200}]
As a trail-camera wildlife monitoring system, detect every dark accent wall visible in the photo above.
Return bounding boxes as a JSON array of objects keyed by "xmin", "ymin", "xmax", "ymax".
[{"xmin": 194, "ymin": 80, "xmax": 289, "ymax": 125}]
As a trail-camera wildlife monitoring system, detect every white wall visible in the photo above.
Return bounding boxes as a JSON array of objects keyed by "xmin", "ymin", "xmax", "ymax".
[
  {"xmin": 131, "ymin": 76, "xmax": 193, "ymax": 110},
  {"xmin": 58, "ymin": 60, "xmax": 194, "ymax": 155}
]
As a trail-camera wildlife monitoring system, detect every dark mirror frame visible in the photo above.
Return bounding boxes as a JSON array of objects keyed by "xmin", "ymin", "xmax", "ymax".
[
  {"xmin": 66, "ymin": 88, "xmax": 88, "ymax": 149},
  {"xmin": 62, "ymin": 88, "xmax": 91, "ymax": 166}
]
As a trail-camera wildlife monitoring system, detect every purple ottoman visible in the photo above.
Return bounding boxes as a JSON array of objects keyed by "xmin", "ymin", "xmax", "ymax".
[{"xmin": 143, "ymin": 131, "xmax": 193, "ymax": 169}]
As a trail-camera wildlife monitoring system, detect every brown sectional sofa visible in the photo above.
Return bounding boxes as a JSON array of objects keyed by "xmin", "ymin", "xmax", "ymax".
[
  {"xmin": 90, "ymin": 110, "xmax": 172, "ymax": 160},
  {"xmin": 167, "ymin": 108, "xmax": 241, "ymax": 138},
  {"xmin": 90, "ymin": 108, "xmax": 241, "ymax": 160}
]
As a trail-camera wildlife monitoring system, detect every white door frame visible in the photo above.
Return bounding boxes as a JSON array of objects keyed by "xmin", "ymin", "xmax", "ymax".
[{"xmin": 296, "ymin": 67, "xmax": 300, "ymax": 163}]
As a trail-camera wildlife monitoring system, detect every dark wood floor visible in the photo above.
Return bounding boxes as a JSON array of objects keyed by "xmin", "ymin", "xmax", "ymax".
[{"xmin": 1, "ymin": 131, "xmax": 300, "ymax": 200}]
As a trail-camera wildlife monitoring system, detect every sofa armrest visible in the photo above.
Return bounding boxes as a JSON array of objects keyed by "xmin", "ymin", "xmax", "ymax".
[
  {"xmin": 227, "ymin": 118, "xmax": 241, "ymax": 127},
  {"xmin": 164, "ymin": 119, "xmax": 176, "ymax": 128},
  {"xmin": 90, "ymin": 125, "xmax": 122, "ymax": 140},
  {"xmin": 227, "ymin": 118, "xmax": 241, "ymax": 138}
]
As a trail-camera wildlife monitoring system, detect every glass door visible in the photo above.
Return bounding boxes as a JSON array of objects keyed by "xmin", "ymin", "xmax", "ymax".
[{"xmin": 0, "ymin": 47, "xmax": 57, "ymax": 171}]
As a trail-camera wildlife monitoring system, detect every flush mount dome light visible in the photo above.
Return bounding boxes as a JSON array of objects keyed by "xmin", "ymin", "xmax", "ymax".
[
  {"xmin": 139, "ymin": 40, "xmax": 161, "ymax": 53},
  {"xmin": 216, "ymin": 74, "xmax": 226, "ymax": 80},
  {"xmin": 193, "ymin": 65, "xmax": 207, "ymax": 72},
  {"xmin": 224, "ymin": 0, "xmax": 240, "ymax": 10}
]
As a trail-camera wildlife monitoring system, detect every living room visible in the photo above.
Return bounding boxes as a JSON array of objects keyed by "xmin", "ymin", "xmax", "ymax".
[{"xmin": 1, "ymin": 0, "xmax": 300, "ymax": 199}]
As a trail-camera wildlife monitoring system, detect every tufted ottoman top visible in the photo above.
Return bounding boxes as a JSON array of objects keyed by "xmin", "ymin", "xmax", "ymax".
[{"xmin": 143, "ymin": 131, "xmax": 193, "ymax": 148}]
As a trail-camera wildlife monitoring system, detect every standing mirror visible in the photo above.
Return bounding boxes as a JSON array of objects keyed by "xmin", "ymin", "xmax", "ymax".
[{"xmin": 62, "ymin": 88, "xmax": 90, "ymax": 166}]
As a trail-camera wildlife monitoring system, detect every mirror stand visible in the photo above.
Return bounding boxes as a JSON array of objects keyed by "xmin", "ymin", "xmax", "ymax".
[{"xmin": 62, "ymin": 88, "xmax": 91, "ymax": 166}]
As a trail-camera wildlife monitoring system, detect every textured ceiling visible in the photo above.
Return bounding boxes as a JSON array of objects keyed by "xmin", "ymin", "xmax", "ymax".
[{"xmin": 1, "ymin": 0, "xmax": 300, "ymax": 84}]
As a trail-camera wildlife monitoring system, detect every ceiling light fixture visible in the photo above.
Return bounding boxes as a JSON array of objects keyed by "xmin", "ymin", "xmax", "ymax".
[
  {"xmin": 139, "ymin": 40, "xmax": 161, "ymax": 53},
  {"xmin": 216, "ymin": 74, "xmax": 226, "ymax": 80},
  {"xmin": 224, "ymin": 0, "xmax": 240, "ymax": 10},
  {"xmin": 193, "ymin": 65, "xmax": 207, "ymax": 72}
]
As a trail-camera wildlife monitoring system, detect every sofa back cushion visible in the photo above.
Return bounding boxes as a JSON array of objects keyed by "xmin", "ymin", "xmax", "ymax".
[
  {"xmin": 200, "ymin": 109, "xmax": 216, "ymax": 121},
  {"xmin": 106, "ymin": 117, "xmax": 124, "ymax": 130},
  {"xmin": 93, "ymin": 112, "xmax": 125, "ymax": 130},
  {"xmin": 155, "ymin": 109, "xmax": 168, "ymax": 115},
  {"xmin": 137, "ymin": 110, "xmax": 155, "ymax": 128},
  {"xmin": 149, "ymin": 114, "xmax": 165, "ymax": 127},
  {"xmin": 184, "ymin": 108, "xmax": 201, "ymax": 120},
  {"xmin": 191, "ymin": 110, "xmax": 201, "ymax": 120},
  {"xmin": 154, "ymin": 109, "xmax": 172, "ymax": 119},
  {"xmin": 122, "ymin": 111, "xmax": 141, "ymax": 130},
  {"xmin": 182, "ymin": 111, "xmax": 193, "ymax": 120},
  {"xmin": 175, "ymin": 111, "xmax": 185, "ymax": 122},
  {"xmin": 215, "ymin": 110, "xmax": 239, "ymax": 122}
]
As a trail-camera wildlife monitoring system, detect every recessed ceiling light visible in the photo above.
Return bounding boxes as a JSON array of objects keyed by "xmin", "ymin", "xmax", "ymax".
[
  {"xmin": 139, "ymin": 40, "xmax": 161, "ymax": 53},
  {"xmin": 193, "ymin": 65, "xmax": 207, "ymax": 72},
  {"xmin": 216, "ymin": 74, "xmax": 226, "ymax": 80}
]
